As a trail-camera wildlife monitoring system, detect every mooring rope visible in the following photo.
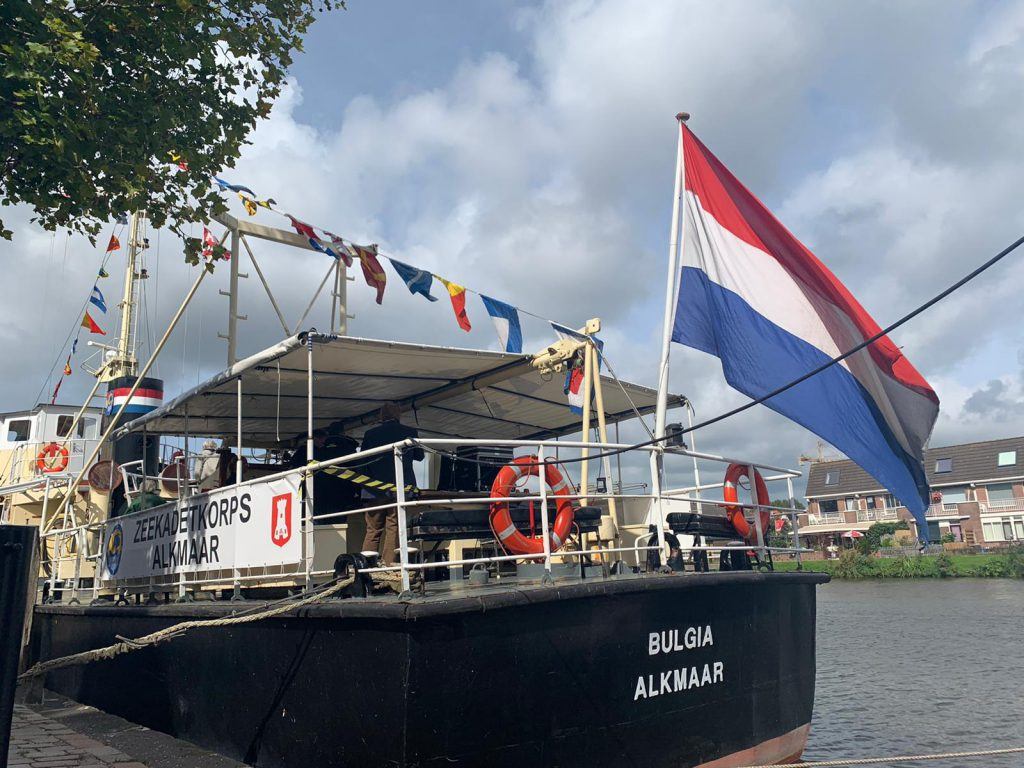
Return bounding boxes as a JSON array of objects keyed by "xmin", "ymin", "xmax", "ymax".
[
  {"xmin": 19, "ymin": 574, "xmax": 356, "ymax": 680},
  {"xmin": 733, "ymin": 745, "xmax": 1024, "ymax": 768}
]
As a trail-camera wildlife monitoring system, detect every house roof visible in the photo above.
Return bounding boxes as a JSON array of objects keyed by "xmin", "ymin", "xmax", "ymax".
[{"xmin": 805, "ymin": 435, "xmax": 1024, "ymax": 498}]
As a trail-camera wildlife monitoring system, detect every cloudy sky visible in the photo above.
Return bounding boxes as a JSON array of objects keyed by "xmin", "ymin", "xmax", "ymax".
[{"xmin": 3, "ymin": 0, "xmax": 1024, "ymax": 495}]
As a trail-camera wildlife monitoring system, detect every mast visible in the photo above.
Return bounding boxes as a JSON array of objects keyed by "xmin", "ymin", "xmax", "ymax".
[{"xmin": 100, "ymin": 211, "xmax": 145, "ymax": 381}]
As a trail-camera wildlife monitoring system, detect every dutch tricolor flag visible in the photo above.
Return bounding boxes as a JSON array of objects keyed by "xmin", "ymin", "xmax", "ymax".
[{"xmin": 673, "ymin": 125, "xmax": 939, "ymax": 538}]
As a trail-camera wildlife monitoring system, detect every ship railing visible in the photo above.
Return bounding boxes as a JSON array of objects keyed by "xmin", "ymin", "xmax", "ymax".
[
  {"xmin": 39, "ymin": 437, "xmax": 811, "ymax": 601},
  {"xmin": 1, "ymin": 438, "xmax": 101, "ymax": 485}
]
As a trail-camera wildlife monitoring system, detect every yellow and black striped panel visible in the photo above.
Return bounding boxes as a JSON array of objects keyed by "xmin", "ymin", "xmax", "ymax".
[{"xmin": 312, "ymin": 462, "xmax": 414, "ymax": 493}]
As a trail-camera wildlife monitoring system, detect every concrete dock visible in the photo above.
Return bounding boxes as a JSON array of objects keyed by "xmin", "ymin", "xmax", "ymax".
[{"xmin": 7, "ymin": 693, "xmax": 242, "ymax": 768}]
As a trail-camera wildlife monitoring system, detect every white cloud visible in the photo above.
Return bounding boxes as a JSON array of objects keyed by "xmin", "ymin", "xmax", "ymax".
[{"xmin": 2, "ymin": 0, "xmax": 1024, "ymax": 498}]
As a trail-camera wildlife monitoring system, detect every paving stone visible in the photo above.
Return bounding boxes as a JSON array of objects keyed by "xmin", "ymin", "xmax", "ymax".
[{"xmin": 8, "ymin": 694, "xmax": 244, "ymax": 768}]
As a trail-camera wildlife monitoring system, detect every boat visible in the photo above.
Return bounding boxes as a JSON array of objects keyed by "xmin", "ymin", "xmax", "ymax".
[{"xmin": 13, "ymin": 125, "xmax": 827, "ymax": 768}]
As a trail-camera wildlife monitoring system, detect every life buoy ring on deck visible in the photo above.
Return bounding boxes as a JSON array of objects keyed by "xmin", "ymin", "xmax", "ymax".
[
  {"xmin": 37, "ymin": 443, "xmax": 69, "ymax": 473},
  {"xmin": 722, "ymin": 463, "xmax": 771, "ymax": 541},
  {"xmin": 489, "ymin": 456, "xmax": 575, "ymax": 556}
]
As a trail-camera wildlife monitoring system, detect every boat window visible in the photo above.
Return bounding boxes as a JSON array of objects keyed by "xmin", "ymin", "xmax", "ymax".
[
  {"xmin": 998, "ymin": 450, "xmax": 1016, "ymax": 467},
  {"xmin": 818, "ymin": 499, "xmax": 838, "ymax": 514},
  {"xmin": 77, "ymin": 417, "xmax": 97, "ymax": 439},
  {"xmin": 56, "ymin": 415, "xmax": 74, "ymax": 437},
  {"xmin": 934, "ymin": 458, "xmax": 953, "ymax": 474},
  {"xmin": 6, "ymin": 419, "xmax": 31, "ymax": 442},
  {"xmin": 824, "ymin": 470, "xmax": 839, "ymax": 486}
]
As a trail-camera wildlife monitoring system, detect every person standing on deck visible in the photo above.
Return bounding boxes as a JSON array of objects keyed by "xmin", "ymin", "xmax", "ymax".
[
  {"xmin": 194, "ymin": 439, "xmax": 221, "ymax": 491},
  {"xmin": 360, "ymin": 402, "xmax": 424, "ymax": 564}
]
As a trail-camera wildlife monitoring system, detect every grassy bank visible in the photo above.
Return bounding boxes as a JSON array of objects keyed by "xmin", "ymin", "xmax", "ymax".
[{"xmin": 775, "ymin": 550, "xmax": 1024, "ymax": 579}]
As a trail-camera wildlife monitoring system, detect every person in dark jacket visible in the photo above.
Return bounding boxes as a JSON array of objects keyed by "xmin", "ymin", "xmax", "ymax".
[
  {"xmin": 287, "ymin": 428, "xmax": 360, "ymax": 523},
  {"xmin": 359, "ymin": 403, "xmax": 424, "ymax": 563}
]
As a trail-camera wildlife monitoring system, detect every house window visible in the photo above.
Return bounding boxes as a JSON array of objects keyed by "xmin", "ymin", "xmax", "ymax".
[
  {"xmin": 983, "ymin": 520, "xmax": 1004, "ymax": 542},
  {"xmin": 866, "ymin": 497, "xmax": 877, "ymax": 510},
  {"xmin": 934, "ymin": 458, "xmax": 953, "ymax": 474},
  {"xmin": 819, "ymin": 499, "xmax": 839, "ymax": 514},
  {"xmin": 6, "ymin": 419, "xmax": 31, "ymax": 442},
  {"xmin": 942, "ymin": 487, "xmax": 967, "ymax": 504},
  {"xmin": 56, "ymin": 415, "xmax": 74, "ymax": 437},
  {"xmin": 883, "ymin": 493, "xmax": 899, "ymax": 509},
  {"xmin": 844, "ymin": 497, "xmax": 859, "ymax": 511},
  {"xmin": 998, "ymin": 451, "xmax": 1017, "ymax": 467},
  {"xmin": 824, "ymin": 470, "xmax": 840, "ymax": 486},
  {"xmin": 986, "ymin": 483, "xmax": 1014, "ymax": 505}
]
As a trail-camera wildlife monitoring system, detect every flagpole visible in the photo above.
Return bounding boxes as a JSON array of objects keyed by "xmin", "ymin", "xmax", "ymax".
[
  {"xmin": 654, "ymin": 112, "xmax": 688, "ymax": 439},
  {"xmin": 649, "ymin": 112, "xmax": 688, "ymax": 563}
]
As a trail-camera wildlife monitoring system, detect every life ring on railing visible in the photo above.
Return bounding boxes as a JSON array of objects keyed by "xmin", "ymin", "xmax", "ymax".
[
  {"xmin": 37, "ymin": 442, "xmax": 69, "ymax": 473},
  {"xmin": 722, "ymin": 463, "xmax": 771, "ymax": 541},
  {"xmin": 489, "ymin": 455, "xmax": 575, "ymax": 556}
]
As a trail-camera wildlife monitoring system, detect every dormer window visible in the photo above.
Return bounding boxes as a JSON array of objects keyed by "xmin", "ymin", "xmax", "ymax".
[
  {"xmin": 934, "ymin": 458, "xmax": 953, "ymax": 474},
  {"xmin": 998, "ymin": 451, "xmax": 1016, "ymax": 467},
  {"xmin": 824, "ymin": 470, "xmax": 840, "ymax": 486}
]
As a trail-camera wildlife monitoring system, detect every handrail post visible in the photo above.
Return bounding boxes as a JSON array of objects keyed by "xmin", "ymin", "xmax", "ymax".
[
  {"xmin": 787, "ymin": 476, "xmax": 801, "ymax": 568},
  {"xmin": 70, "ymin": 528, "xmax": 83, "ymax": 604},
  {"xmin": 749, "ymin": 463, "xmax": 766, "ymax": 562},
  {"xmin": 649, "ymin": 450, "xmax": 668, "ymax": 567},
  {"xmin": 538, "ymin": 445, "xmax": 552, "ymax": 576},
  {"xmin": 47, "ymin": 532, "xmax": 60, "ymax": 603},
  {"xmin": 39, "ymin": 476, "xmax": 51, "ymax": 532},
  {"xmin": 394, "ymin": 444, "xmax": 411, "ymax": 593},
  {"xmin": 91, "ymin": 523, "xmax": 103, "ymax": 603}
]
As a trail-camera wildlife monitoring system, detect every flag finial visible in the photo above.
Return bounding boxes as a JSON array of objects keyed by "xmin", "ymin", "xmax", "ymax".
[{"xmin": 676, "ymin": 112, "xmax": 690, "ymax": 123}]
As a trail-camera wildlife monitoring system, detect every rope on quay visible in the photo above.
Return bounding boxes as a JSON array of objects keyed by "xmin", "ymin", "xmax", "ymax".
[
  {"xmin": 18, "ymin": 574, "xmax": 356, "ymax": 681},
  {"xmin": 733, "ymin": 745, "xmax": 1024, "ymax": 768}
]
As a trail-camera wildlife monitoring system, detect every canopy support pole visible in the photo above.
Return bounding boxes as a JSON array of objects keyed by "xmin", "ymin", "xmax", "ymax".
[
  {"xmin": 223, "ymin": 224, "xmax": 244, "ymax": 366},
  {"xmin": 241, "ymin": 235, "xmax": 289, "ymax": 336},
  {"xmin": 579, "ymin": 342, "xmax": 594, "ymax": 508},
  {"xmin": 303, "ymin": 334, "xmax": 315, "ymax": 590},
  {"xmin": 293, "ymin": 261, "xmax": 336, "ymax": 333},
  {"xmin": 590, "ymin": 342, "xmax": 620, "ymax": 542}
]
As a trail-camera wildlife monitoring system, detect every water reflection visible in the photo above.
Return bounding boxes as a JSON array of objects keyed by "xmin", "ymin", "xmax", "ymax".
[{"xmin": 809, "ymin": 579, "xmax": 1024, "ymax": 762}]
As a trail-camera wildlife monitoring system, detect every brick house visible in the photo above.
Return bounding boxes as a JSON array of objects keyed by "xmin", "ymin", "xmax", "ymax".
[{"xmin": 800, "ymin": 436, "xmax": 1024, "ymax": 548}]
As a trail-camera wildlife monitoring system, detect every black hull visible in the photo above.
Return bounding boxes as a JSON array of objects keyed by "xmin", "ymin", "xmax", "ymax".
[{"xmin": 30, "ymin": 571, "xmax": 827, "ymax": 767}]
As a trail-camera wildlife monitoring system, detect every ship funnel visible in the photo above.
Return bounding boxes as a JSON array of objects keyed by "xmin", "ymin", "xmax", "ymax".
[{"xmin": 104, "ymin": 376, "xmax": 163, "ymax": 476}]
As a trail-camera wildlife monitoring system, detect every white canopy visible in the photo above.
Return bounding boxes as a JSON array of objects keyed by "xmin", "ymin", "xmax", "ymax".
[{"xmin": 118, "ymin": 333, "xmax": 686, "ymax": 445}]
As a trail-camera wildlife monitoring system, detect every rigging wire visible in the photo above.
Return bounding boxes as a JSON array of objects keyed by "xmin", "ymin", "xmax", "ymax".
[
  {"xmin": 31, "ymin": 226, "xmax": 125, "ymax": 405},
  {"xmin": 421, "ymin": 231, "xmax": 1024, "ymax": 470}
]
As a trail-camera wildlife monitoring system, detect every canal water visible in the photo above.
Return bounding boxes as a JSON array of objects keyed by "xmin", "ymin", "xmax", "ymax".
[{"xmin": 807, "ymin": 579, "xmax": 1024, "ymax": 762}]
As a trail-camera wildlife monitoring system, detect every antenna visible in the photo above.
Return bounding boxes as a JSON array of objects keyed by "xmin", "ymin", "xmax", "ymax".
[{"xmin": 798, "ymin": 440, "xmax": 840, "ymax": 465}]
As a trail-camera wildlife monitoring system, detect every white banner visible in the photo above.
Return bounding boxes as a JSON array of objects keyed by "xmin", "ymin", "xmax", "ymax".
[{"xmin": 102, "ymin": 475, "xmax": 303, "ymax": 581}]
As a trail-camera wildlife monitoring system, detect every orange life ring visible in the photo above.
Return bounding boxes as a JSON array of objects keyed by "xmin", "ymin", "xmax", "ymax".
[
  {"xmin": 722, "ymin": 463, "xmax": 771, "ymax": 541},
  {"xmin": 37, "ymin": 442, "xmax": 69, "ymax": 473},
  {"xmin": 489, "ymin": 456, "xmax": 575, "ymax": 556}
]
